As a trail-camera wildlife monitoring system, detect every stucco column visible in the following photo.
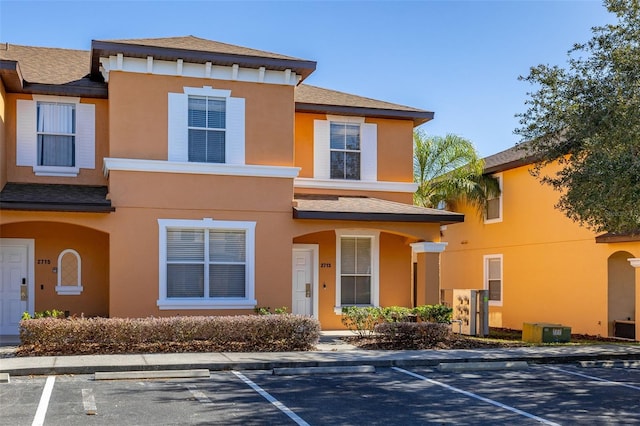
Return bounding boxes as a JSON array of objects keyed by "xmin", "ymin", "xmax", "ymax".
[
  {"xmin": 628, "ymin": 258, "xmax": 640, "ymax": 341},
  {"xmin": 411, "ymin": 242, "xmax": 447, "ymax": 306}
]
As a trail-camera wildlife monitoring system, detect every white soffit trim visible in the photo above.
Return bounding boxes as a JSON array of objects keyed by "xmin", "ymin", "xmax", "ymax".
[
  {"xmin": 411, "ymin": 242, "xmax": 448, "ymax": 253},
  {"xmin": 103, "ymin": 157, "xmax": 300, "ymax": 178},
  {"xmin": 628, "ymin": 258, "xmax": 640, "ymax": 268},
  {"xmin": 294, "ymin": 178, "xmax": 418, "ymax": 193},
  {"xmin": 100, "ymin": 55, "xmax": 299, "ymax": 85}
]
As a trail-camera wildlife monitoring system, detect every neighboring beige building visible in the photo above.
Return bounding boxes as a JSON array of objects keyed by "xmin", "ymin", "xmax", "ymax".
[{"xmin": 0, "ymin": 37, "xmax": 462, "ymax": 335}]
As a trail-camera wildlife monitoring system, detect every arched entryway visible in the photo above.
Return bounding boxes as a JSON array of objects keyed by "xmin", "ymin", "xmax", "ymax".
[{"xmin": 608, "ymin": 251, "xmax": 635, "ymax": 338}]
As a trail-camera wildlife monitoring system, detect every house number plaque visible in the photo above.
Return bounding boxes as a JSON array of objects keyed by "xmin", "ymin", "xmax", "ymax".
[{"xmin": 320, "ymin": 263, "xmax": 332, "ymax": 268}]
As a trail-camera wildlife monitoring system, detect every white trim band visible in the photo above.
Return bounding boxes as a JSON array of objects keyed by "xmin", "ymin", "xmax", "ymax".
[
  {"xmin": 628, "ymin": 258, "xmax": 640, "ymax": 268},
  {"xmin": 410, "ymin": 242, "xmax": 448, "ymax": 253},
  {"xmin": 104, "ymin": 157, "xmax": 300, "ymax": 178},
  {"xmin": 295, "ymin": 178, "xmax": 418, "ymax": 193}
]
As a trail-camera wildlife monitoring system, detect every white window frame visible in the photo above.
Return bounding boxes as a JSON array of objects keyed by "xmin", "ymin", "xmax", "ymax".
[
  {"xmin": 168, "ymin": 86, "xmax": 245, "ymax": 165},
  {"xmin": 16, "ymin": 95, "xmax": 95, "ymax": 177},
  {"xmin": 484, "ymin": 173, "xmax": 503, "ymax": 224},
  {"xmin": 483, "ymin": 254, "xmax": 503, "ymax": 306},
  {"xmin": 55, "ymin": 249, "xmax": 83, "ymax": 295},
  {"xmin": 157, "ymin": 218, "xmax": 256, "ymax": 310},
  {"xmin": 334, "ymin": 229, "xmax": 379, "ymax": 313},
  {"xmin": 314, "ymin": 115, "xmax": 377, "ymax": 183}
]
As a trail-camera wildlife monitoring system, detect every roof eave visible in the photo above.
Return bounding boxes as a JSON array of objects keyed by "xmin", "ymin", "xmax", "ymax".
[
  {"xmin": 0, "ymin": 59, "xmax": 25, "ymax": 92},
  {"xmin": 295, "ymin": 102, "xmax": 433, "ymax": 126},
  {"xmin": 91, "ymin": 40, "xmax": 317, "ymax": 82},
  {"xmin": 21, "ymin": 82, "xmax": 108, "ymax": 99},
  {"xmin": 293, "ymin": 208, "xmax": 464, "ymax": 224},
  {"xmin": 0, "ymin": 202, "xmax": 115, "ymax": 213},
  {"xmin": 484, "ymin": 155, "xmax": 538, "ymax": 174}
]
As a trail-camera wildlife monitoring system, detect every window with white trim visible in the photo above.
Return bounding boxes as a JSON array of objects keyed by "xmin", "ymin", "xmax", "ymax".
[
  {"xmin": 485, "ymin": 173, "xmax": 503, "ymax": 223},
  {"xmin": 16, "ymin": 95, "xmax": 95, "ymax": 177},
  {"xmin": 335, "ymin": 230, "xmax": 379, "ymax": 310},
  {"xmin": 168, "ymin": 86, "xmax": 245, "ymax": 165},
  {"xmin": 55, "ymin": 249, "xmax": 83, "ymax": 295},
  {"xmin": 484, "ymin": 254, "xmax": 503, "ymax": 305},
  {"xmin": 314, "ymin": 115, "xmax": 377, "ymax": 182},
  {"xmin": 330, "ymin": 122, "xmax": 360, "ymax": 180},
  {"xmin": 37, "ymin": 102, "xmax": 75, "ymax": 167},
  {"xmin": 157, "ymin": 219, "xmax": 256, "ymax": 310},
  {"xmin": 188, "ymin": 96, "xmax": 226, "ymax": 163}
]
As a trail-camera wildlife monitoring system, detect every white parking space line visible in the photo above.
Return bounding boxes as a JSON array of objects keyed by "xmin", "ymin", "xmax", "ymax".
[
  {"xmin": 82, "ymin": 388, "xmax": 97, "ymax": 415},
  {"xmin": 392, "ymin": 367, "xmax": 560, "ymax": 426},
  {"xmin": 32, "ymin": 376, "xmax": 55, "ymax": 426},
  {"xmin": 185, "ymin": 384, "xmax": 215, "ymax": 406},
  {"xmin": 545, "ymin": 366, "xmax": 640, "ymax": 391},
  {"xmin": 232, "ymin": 371, "xmax": 310, "ymax": 426}
]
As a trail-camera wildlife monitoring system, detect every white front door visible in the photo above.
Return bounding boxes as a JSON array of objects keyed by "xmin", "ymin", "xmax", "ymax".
[
  {"xmin": 292, "ymin": 247, "xmax": 315, "ymax": 316},
  {"xmin": 0, "ymin": 243, "xmax": 29, "ymax": 335}
]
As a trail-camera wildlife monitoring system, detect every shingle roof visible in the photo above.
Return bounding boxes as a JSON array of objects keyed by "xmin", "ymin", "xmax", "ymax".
[
  {"xmin": 99, "ymin": 36, "xmax": 305, "ymax": 61},
  {"xmin": 0, "ymin": 43, "xmax": 90, "ymax": 84},
  {"xmin": 0, "ymin": 43, "xmax": 107, "ymax": 97},
  {"xmin": 90, "ymin": 36, "xmax": 317, "ymax": 82},
  {"xmin": 483, "ymin": 142, "xmax": 537, "ymax": 174},
  {"xmin": 293, "ymin": 195, "xmax": 463, "ymax": 224},
  {"xmin": 0, "ymin": 183, "xmax": 114, "ymax": 212},
  {"xmin": 295, "ymin": 84, "xmax": 433, "ymax": 126},
  {"xmin": 0, "ymin": 38, "xmax": 429, "ymax": 119}
]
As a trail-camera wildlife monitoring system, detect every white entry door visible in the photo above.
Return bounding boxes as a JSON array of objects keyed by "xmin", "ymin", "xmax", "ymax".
[
  {"xmin": 0, "ymin": 244, "xmax": 29, "ymax": 335},
  {"xmin": 292, "ymin": 247, "xmax": 315, "ymax": 316}
]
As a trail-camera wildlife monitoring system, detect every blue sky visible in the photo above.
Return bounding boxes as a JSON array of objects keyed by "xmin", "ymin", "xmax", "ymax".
[{"xmin": 0, "ymin": 0, "xmax": 613, "ymax": 157}]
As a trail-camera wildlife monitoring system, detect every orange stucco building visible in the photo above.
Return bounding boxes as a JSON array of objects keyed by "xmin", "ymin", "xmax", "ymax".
[
  {"xmin": 0, "ymin": 37, "xmax": 462, "ymax": 335},
  {"xmin": 441, "ymin": 145, "xmax": 640, "ymax": 339}
]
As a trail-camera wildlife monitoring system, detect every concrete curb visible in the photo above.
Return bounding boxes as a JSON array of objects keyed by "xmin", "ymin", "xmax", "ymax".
[
  {"xmin": 94, "ymin": 369, "xmax": 211, "ymax": 380},
  {"xmin": 273, "ymin": 365, "xmax": 376, "ymax": 375},
  {"xmin": 1, "ymin": 344, "xmax": 639, "ymax": 377},
  {"xmin": 579, "ymin": 360, "xmax": 640, "ymax": 369},
  {"xmin": 438, "ymin": 361, "xmax": 528, "ymax": 371}
]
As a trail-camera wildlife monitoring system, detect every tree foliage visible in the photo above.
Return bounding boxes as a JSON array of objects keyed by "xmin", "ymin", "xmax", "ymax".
[
  {"xmin": 413, "ymin": 130, "xmax": 500, "ymax": 218},
  {"xmin": 516, "ymin": 0, "xmax": 640, "ymax": 233}
]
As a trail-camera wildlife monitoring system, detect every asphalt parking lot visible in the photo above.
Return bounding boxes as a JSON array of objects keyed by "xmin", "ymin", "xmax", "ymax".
[{"xmin": 2, "ymin": 364, "xmax": 639, "ymax": 425}]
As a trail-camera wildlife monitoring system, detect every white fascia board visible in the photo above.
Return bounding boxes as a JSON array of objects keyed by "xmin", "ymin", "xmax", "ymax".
[
  {"xmin": 103, "ymin": 157, "xmax": 300, "ymax": 178},
  {"xmin": 101, "ymin": 56, "xmax": 298, "ymax": 86},
  {"xmin": 294, "ymin": 177, "xmax": 418, "ymax": 193},
  {"xmin": 411, "ymin": 242, "xmax": 448, "ymax": 253}
]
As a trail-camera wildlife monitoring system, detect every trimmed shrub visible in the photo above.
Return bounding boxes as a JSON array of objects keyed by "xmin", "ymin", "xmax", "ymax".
[
  {"xmin": 374, "ymin": 321, "xmax": 452, "ymax": 349},
  {"xmin": 341, "ymin": 306, "xmax": 382, "ymax": 337},
  {"xmin": 412, "ymin": 304, "xmax": 453, "ymax": 323},
  {"xmin": 380, "ymin": 306, "xmax": 415, "ymax": 323},
  {"xmin": 18, "ymin": 315, "xmax": 320, "ymax": 355}
]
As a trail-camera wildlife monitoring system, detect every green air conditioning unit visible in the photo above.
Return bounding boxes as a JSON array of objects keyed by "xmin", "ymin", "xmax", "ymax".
[{"xmin": 522, "ymin": 323, "xmax": 571, "ymax": 343}]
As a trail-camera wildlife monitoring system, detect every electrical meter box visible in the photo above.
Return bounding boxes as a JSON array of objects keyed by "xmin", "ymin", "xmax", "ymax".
[{"xmin": 522, "ymin": 323, "xmax": 571, "ymax": 343}]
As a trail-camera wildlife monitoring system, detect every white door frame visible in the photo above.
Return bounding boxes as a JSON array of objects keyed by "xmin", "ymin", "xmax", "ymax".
[
  {"xmin": 292, "ymin": 244, "xmax": 319, "ymax": 319},
  {"xmin": 0, "ymin": 238, "xmax": 36, "ymax": 329}
]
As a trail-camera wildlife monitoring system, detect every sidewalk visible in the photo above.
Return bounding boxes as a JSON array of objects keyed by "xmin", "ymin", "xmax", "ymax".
[{"xmin": 1, "ymin": 332, "xmax": 640, "ymax": 377}]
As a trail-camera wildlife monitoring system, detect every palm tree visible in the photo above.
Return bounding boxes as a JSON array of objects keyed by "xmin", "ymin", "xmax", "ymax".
[{"xmin": 413, "ymin": 130, "xmax": 500, "ymax": 218}]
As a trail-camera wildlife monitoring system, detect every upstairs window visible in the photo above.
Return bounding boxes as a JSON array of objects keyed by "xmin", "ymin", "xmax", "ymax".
[
  {"xmin": 37, "ymin": 102, "xmax": 76, "ymax": 167},
  {"xmin": 168, "ymin": 86, "xmax": 245, "ymax": 165},
  {"xmin": 17, "ymin": 95, "xmax": 95, "ymax": 177},
  {"xmin": 313, "ymin": 116, "xmax": 377, "ymax": 182},
  {"xmin": 485, "ymin": 174, "xmax": 503, "ymax": 223},
  {"xmin": 330, "ymin": 122, "xmax": 360, "ymax": 180},
  {"xmin": 188, "ymin": 96, "xmax": 226, "ymax": 163}
]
